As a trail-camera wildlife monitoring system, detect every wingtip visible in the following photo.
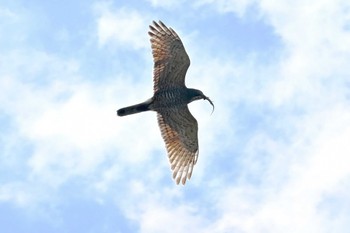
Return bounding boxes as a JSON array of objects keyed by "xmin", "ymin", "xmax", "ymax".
[
  {"xmin": 158, "ymin": 20, "xmax": 166, "ymax": 27},
  {"xmin": 181, "ymin": 177, "xmax": 187, "ymax": 185},
  {"xmin": 151, "ymin": 20, "xmax": 159, "ymax": 27},
  {"xmin": 176, "ymin": 176, "xmax": 181, "ymax": 185},
  {"xmin": 150, "ymin": 20, "xmax": 168, "ymax": 30}
]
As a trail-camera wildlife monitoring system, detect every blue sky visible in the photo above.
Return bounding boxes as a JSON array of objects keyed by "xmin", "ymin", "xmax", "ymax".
[{"xmin": 1, "ymin": 0, "xmax": 350, "ymax": 232}]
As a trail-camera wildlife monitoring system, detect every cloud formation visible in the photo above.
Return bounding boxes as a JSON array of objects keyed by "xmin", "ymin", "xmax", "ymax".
[{"xmin": 0, "ymin": 0, "xmax": 349, "ymax": 232}]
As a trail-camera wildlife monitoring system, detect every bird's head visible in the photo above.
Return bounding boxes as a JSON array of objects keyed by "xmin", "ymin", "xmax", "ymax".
[{"xmin": 188, "ymin": 89, "xmax": 215, "ymax": 113}]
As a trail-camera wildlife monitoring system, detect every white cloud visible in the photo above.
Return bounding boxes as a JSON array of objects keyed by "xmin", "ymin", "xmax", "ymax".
[
  {"xmin": 138, "ymin": 203, "xmax": 206, "ymax": 233},
  {"xmin": 1, "ymin": 1, "xmax": 350, "ymax": 232},
  {"xmin": 211, "ymin": 105, "xmax": 350, "ymax": 233},
  {"xmin": 259, "ymin": 1, "xmax": 350, "ymax": 108},
  {"xmin": 94, "ymin": 2, "xmax": 149, "ymax": 49},
  {"xmin": 146, "ymin": 0, "xmax": 186, "ymax": 9},
  {"xmin": 0, "ymin": 46, "xmax": 159, "ymax": 201},
  {"xmin": 108, "ymin": 1, "xmax": 350, "ymax": 232},
  {"xmin": 194, "ymin": 0, "xmax": 256, "ymax": 17}
]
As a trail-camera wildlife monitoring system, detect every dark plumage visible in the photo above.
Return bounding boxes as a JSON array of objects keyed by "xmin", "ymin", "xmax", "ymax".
[{"xmin": 117, "ymin": 21, "xmax": 213, "ymax": 184}]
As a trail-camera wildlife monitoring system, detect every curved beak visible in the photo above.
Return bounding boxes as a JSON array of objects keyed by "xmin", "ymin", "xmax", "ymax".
[{"xmin": 203, "ymin": 95, "xmax": 215, "ymax": 114}]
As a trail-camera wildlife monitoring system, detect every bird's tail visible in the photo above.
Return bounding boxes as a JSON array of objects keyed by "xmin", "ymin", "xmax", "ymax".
[{"xmin": 117, "ymin": 99, "xmax": 152, "ymax": 116}]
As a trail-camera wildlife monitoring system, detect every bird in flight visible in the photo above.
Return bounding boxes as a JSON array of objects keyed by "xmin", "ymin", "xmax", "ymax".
[{"xmin": 117, "ymin": 21, "xmax": 214, "ymax": 185}]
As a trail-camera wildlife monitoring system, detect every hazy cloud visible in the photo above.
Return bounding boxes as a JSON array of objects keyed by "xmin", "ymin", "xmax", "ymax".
[{"xmin": 0, "ymin": 0, "xmax": 349, "ymax": 232}]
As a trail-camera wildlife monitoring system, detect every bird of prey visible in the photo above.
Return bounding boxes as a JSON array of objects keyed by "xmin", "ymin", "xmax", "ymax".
[{"xmin": 117, "ymin": 21, "xmax": 214, "ymax": 185}]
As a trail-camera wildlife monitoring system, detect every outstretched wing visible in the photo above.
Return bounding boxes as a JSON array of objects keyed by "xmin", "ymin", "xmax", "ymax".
[
  {"xmin": 148, "ymin": 21, "xmax": 190, "ymax": 93},
  {"xmin": 157, "ymin": 107, "xmax": 199, "ymax": 185}
]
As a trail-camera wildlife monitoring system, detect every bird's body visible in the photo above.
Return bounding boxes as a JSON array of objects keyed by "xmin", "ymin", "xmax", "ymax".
[
  {"xmin": 117, "ymin": 87, "xmax": 207, "ymax": 116},
  {"xmin": 152, "ymin": 88, "xmax": 198, "ymax": 109},
  {"xmin": 117, "ymin": 21, "xmax": 213, "ymax": 185}
]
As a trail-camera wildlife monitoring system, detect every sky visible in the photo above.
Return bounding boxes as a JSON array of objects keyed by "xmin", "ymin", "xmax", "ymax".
[{"xmin": 0, "ymin": 0, "xmax": 350, "ymax": 232}]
